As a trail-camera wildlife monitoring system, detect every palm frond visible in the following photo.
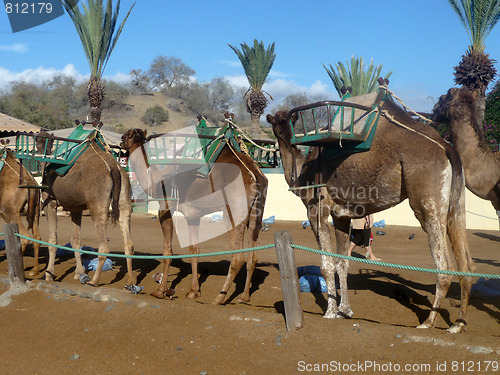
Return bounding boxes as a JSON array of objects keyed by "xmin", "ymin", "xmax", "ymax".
[
  {"xmin": 323, "ymin": 56, "xmax": 392, "ymax": 97},
  {"xmin": 228, "ymin": 39, "xmax": 276, "ymax": 91},
  {"xmin": 448, "ymin": 0, "xmax": 500, "ymax": 53},
  {"xmin": 62, "ymin": 0, "xmax": 135, "ymax": 79}
]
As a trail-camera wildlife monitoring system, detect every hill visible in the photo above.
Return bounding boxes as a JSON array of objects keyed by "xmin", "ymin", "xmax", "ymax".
[{"xmin": 100, "ymin": 92, "xmax": 200, "ymax": 134}]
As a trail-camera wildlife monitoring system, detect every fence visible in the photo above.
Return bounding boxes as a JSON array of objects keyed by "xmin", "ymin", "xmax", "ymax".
[{"xmin": 2, "ymin": 224, "xmax": 499, "ymax": 331}]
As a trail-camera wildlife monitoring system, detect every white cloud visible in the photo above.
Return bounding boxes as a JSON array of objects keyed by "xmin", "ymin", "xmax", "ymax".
[
  {"xmin": 0, "ymin": 64, "xmax": 88, "ymax": 90},
  {"xmin": 104, "ymin": 71, "xmax": 131, "ymax": 84},
  {"xmin": 0, "ymin": 43, "xmax": 27, "ymax": 53},
  {"xmin": 0, "ymin": 64, "xmax": 137, "ymax": 91}
]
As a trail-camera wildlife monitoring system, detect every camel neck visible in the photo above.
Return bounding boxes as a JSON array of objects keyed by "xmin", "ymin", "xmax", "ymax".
[
  {"xmin": 128, "ymin": 143, "xmax": 151, "ymax": 192},
  {"xmin": 275, "ymin": 134, "xmax": 305, "ymax": 187}
]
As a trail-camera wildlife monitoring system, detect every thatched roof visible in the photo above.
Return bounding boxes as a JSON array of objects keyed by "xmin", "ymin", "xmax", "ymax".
[{"xmin": 0, "ymin": 112, "xmax": 41, "ymax": 136}]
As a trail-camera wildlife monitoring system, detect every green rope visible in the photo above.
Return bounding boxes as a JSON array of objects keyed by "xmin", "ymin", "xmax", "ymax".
[
  {"xmin": 291, "ymin": 244, "xmax": 500, "ymax": 279},
  {"xmin": 10, "ymin": 233, "xmax": 500, "ymax": 279},
  {"xmin": 14, "ymin": 233, "xmax": 273, "ymax": 259}
]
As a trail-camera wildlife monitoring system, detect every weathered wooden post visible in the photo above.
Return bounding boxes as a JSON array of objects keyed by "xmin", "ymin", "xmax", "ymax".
[
  {"xmin": 4, "ymin": 223, "xmax": 25, "ymax": 289},
  {"xmin": 274, "ymin": 230, "xmax": 304, "ymax": 331}
]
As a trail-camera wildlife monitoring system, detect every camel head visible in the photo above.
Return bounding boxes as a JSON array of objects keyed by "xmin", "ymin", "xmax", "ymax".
[
  {"xmin": 266, "ymin": 111, "xmax": 297, "ymax": 144},
  {"xmin": 36, "ymin": 130, "xmax": 54, "ymax": 155},
  {"xmin": 120, "ymin": 129, "xmax": 147, "ymax": 151},
  {"xmin": 432, "ymin": 86, "xmax": 478, "ymax": 123}
]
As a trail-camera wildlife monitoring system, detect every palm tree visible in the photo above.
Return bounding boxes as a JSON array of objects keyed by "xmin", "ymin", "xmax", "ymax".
[
  {"xmin": 62, "ymin": 0, "xmax": 135, "ymax": 123},
  {"xmin": 448, "ymin": 0, "xmax": 500, "ymax": 124},
  {"xmin": 323, "ymin": 56, "xmax": 393, "ymax": 97},
  {"xmin": 228, "ymin": 40, "xmax": 276, "ymax": 136}
]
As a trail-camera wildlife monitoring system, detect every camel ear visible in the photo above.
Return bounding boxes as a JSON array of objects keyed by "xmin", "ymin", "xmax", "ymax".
[
  {"xmin": 143, "ymin": 129, "xmax": 147, "ymax": 137},
  {"xmin": 0, "ymin": 140, "xmax": 4, "ymax": 145}
]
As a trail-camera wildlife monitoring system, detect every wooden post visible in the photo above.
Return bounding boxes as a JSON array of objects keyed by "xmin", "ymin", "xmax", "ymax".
[
  {"xmin": 274, "ymin": 230, "xmax": 304, "ymax": 331},
  {"xmin": 4, "ymin": 223, "xmax": 25, "ymax": 289}
]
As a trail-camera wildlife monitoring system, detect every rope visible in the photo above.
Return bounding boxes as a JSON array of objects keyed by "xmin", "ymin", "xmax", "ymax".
[
  {"xmin": 224, "ymin": 118, "xmax": 277, "ymax": 152},
  {"xmin": 14, "ymin": 233, "xmax": 273, "ymax": 259},
  {"xmin": 9, "ymin": 233, "xmax": 499, "ymax": 279},
  {"xmin": 380, "ymin": 86, "xmax": 432, "ymax": 123},
  {"xmin": 380, "ymin": 109, "xmax": 446, "ymax": 152},
  {"xmin": 466, "ymin": 210, "xmax": 500, "ymax": 220},
  {"xmin": 291, "ymin": 244, "xmax": 500, "ymax": 279}
]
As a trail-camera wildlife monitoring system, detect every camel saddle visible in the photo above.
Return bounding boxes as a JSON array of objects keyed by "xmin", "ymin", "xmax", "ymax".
[{"xmin": 286, "ymin": 86, "xmax": 388, "ymax": 160}]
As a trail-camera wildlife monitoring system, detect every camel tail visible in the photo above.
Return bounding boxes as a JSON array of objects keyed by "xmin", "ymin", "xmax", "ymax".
[
  {"xmin": 26, "ymin": 187, "xmax": 40, "ymax": 231},
  {"xmin": 110, "ymin": 164, "xmax": 122, "ymax": 225},
  {"xmin": 445, "ymin": 147, "xmax": 475, "ymax": 272},
  {"xmin": 250, "ymin": 171, "xmax": 268, "ymax": 243}
]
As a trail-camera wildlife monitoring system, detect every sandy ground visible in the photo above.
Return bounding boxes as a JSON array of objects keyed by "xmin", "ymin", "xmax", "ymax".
[{"xmin": 0, "ymin": 213, "xmax": 499, "ymax": 375}]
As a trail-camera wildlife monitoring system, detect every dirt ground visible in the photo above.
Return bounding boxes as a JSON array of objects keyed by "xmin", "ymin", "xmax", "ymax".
[{"xmin": 0, "ymin": 213, "xmax": 499, "ymax": 375}]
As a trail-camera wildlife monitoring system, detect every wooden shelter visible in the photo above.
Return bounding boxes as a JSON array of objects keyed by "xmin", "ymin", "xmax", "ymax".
[{"xmin": 0, "ymin": 112, "xmax": 41, "ymax": 138}]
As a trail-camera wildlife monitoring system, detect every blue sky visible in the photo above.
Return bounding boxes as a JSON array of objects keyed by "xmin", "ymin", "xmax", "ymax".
[{"xmin": 1, "ymin": 0, "xmax": 500, "ymax": 112}]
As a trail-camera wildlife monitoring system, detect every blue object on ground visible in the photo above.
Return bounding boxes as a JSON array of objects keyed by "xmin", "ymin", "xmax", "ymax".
[
  {"xmin": 302, "ymin": 220, "xmax": 310, "ymax": 229},
  {"xmin": 297, "ymin": 265, "xmax": 328, "ymax": 293},
  {"xmin": 471, "ymin": 278, "xmax": 500, "ymax": 299},
  {"xmin": 373, "ymin": 220, "xmax": 386, "ymax": 228},
  {"xmin": 263, "ymin": 216, "xmax": 275, "ymax": 225},
  {"xmin": 210, "ymin": 213, "xmax": 223, "ymax": 222},
  {"xmin": 0, "ymin": 239, "xmax": 5, "ymax": 250},
  {"xmin": 83, "ymin": 257, "xmax": 114, "ymax": 272}
]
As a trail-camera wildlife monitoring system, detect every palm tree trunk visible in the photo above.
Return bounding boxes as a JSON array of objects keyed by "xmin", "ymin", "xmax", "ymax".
[
  {"xmin": 88, "ymin": 76, "xmax": 105, "ymax": 123},
  {"xmin": 475, "ymin": 91, "xmax": 486, "ymax": 128}
]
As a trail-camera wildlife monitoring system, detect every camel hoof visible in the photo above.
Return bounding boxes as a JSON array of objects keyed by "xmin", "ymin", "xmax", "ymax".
[
  {"xmin": 416, "ymin": 323, "xmax": 432, "ymax": 329},
  {"xmin": 323, "ymin": 312, "xmax": 337, "ymax": 319},
  {"xmin": 29, "ymin": 269, "xmax": 39, "ymax": 277},
  {"xmin": 236, "ymin": 295, "xmax": 250, "ymax": 304},
  {"xmin": 186, "ymin": 291, "xmax": 201, "ymax": 299},
  {"xmin": 212, "ymin": 295, "xmax": 225, "ymax": 305},
  {"xmin": 44, "ymin": 271, "xmax": 54, "ymax": 281},
  {"xmin": 151, "ymin": 288, "xmax": 175, "ymax": 300},
  {"xmin": 151, "ymin": 290, "xmax": 165, "ymax": 299},
  {"xmin": 446, "ymin": 322, "xmax": 466, "ymax": 334}
]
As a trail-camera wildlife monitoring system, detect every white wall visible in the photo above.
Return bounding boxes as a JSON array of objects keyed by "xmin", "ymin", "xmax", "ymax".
[{"xmin": 262, "ymin": 173, "xmax": 499, "ymax": 230}]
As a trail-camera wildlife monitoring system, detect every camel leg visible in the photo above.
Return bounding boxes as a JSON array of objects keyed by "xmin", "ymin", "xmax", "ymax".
[
  {"xmin": 44, "ymin": 200, "xmax": 58, "ymax": 281},
  {"xmin": 237, "ymin": 249, "xmax": 257, "ymax": 303},
  {"xmin": 13, "ymin": 214, "xmax": 35, "ymax": 275},
  {"xmin": 70, "ymin": 212, "xmax": 86, "ymax": 279},
  {"xmin": 333, "ymin": 217, "xmax": 353, "ymax": 318},
  {"xmin": 213, "ymin": 225, "xmax": 247, "ymax": 305},
  {"xmin": 29, "ymin": 211, "xmax": 41, "ymax": 277},
  {"xmin": 119, "ymin": 198, "xmax": 135, "ymax": 286},
  {"xmin": 308, "ymin": 202, "xmax": 339, "ymax": 319},
  {"xmin": 88, "ymin": 210, "xmax": 110, "ymax": 287},
  {"xmin": 186, "ymin": 221, "xmax": 201, "ymax": 299},
  {"xmin": 412, "ymin": 204, "xmax": 453, "ymax": 330},
  {"xmin": 152, "ymin": 209, "xmax": 175, "ymax": 299}
]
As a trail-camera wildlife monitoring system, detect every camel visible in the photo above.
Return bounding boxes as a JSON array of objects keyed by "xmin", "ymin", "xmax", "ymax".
[
  {"xmin": 0, "ymin": 148, "xmax": 41, "ymax": 275},
  {"xmin": 36, "ymin": 131, "xmax": 134, "ymax": 286},
  {"xmin": 432, "ymin": 86, "xmax": 500, "ymax": 224},
  {"xmin": 267, "ymin": 90, "xmax": 475, "ymax": 333},
  {"xmin": 120, "ymin": 127, "xmax": 268, "ymax": 304}
]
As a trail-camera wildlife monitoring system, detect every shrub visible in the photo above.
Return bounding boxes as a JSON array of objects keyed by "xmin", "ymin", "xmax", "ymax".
[{"xmin": 141, "ymin": 105, "xmax": 169, "ymax": 126}]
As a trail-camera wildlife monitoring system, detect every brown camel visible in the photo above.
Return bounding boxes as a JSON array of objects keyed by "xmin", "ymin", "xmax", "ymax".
[
  {"xmin": 120, "ymin": 128, "xmax": 268, "ymax": 304},
  {"xmin": 0, "ymin": 148, "xmax": 41, "ymax": 275},
  {"xmin": 37, "ymin": 131, "xmax": 134, "ymax": 286},
  {"xmin": 432, "ymin": 86, "xmax": 500, "ymax": 223},
  {"xmin": 267, "ymin": 91, "xmax": 475, "ymax": 333}
]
